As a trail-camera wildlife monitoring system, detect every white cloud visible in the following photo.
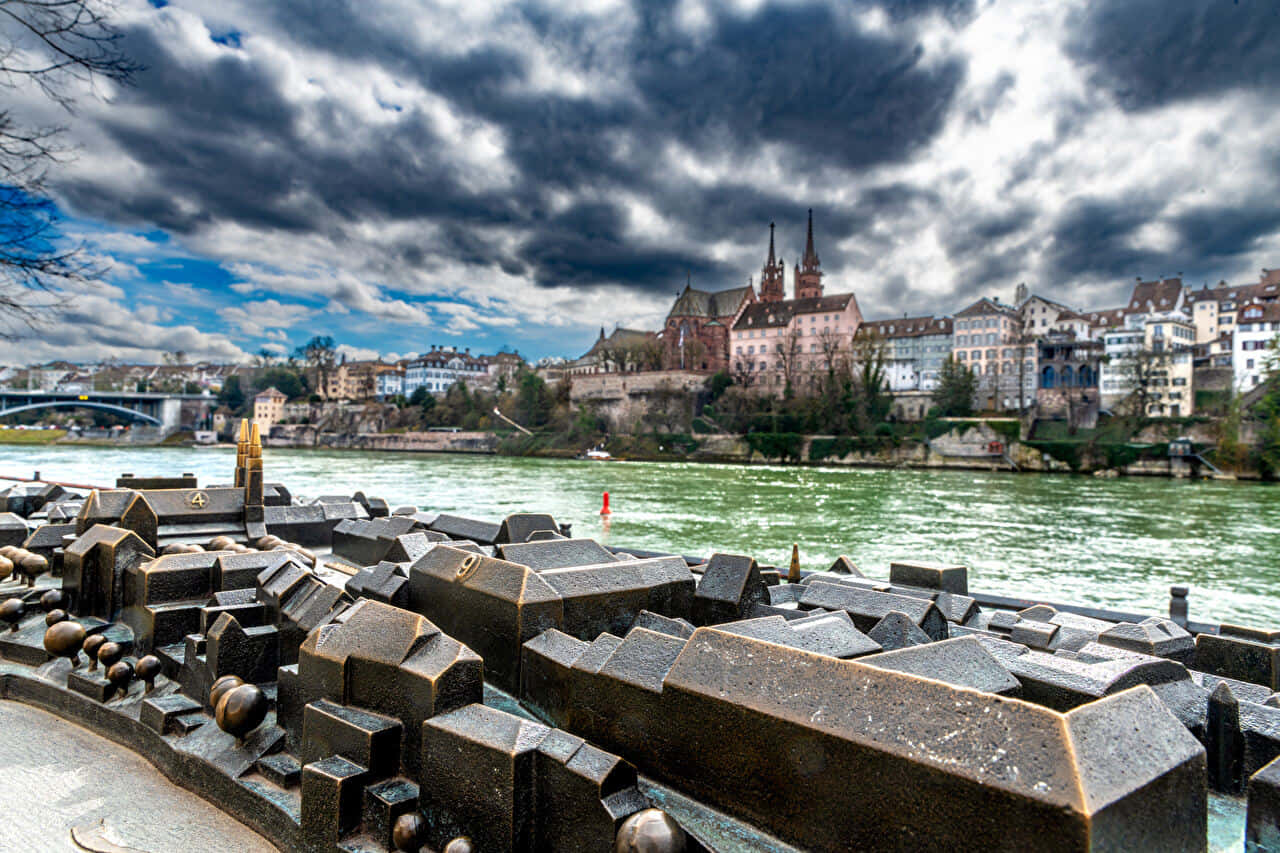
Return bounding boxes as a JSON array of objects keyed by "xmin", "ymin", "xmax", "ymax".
[{"xmin": 218, "ymin": 299, "xmax": 315, "ymax": 337}]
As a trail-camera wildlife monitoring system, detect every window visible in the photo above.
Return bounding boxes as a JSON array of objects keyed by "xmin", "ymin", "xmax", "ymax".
[
  {"xmin": 747, "ymin": 346, "xmax": 754, "ymax": 355},
  {"xmin": 957, "ymin": 352, "xmax": 966, "ymax": 360}
]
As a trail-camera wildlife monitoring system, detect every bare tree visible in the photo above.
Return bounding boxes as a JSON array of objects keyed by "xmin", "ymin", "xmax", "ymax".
[
  {"xmin": 817, "ymin": 327, "xmax": 849, "ymax": 383},
  {"xmin": 675, "ymin": 337, "xmax": 706, "ymax": 371},
  {"xmin": 295, "ymin": 335, "xmax": 337, "ymax": 397},
  {"xmin": 0, "ymin": 0, "xmax": 137, "ymax": 337},
  {"xmin": 730, "ymin": 358, "xmax": 758, "ymax": 389},
  {"xmin": 1107, "ymin": 343, "xmax": 1180, "ymax": 418},
  {"xmin": 776, "ymin": 327, "xmax": 802, "ymax": 397},
  {"xmin": 637, "ymin": 338, "xmax": 665, "ymax": 371}
]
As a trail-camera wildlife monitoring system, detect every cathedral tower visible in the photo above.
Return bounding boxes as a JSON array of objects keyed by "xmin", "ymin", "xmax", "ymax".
[
  {"xmin": 795, "ymin": 209, "xmax": 823, "ymax": 300},
  {"xmin": 760, "ymin": 222, "xmax": 786, "ymax": 303}
]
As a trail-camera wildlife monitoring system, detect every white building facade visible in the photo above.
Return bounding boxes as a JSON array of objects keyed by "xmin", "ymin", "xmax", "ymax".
[
  {"xmin": 1232, "ymin": 303, "xmax": 1280, "ymax": 391},
  {"xmin": 404, "ymin": 349, "xmax": 488, "ymax": 396}
]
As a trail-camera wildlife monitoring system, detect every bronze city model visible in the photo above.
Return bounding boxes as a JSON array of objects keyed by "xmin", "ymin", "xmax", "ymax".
[{"xmin": 0, "ymin": 419, "xmax": 1277, "ymax": 851}]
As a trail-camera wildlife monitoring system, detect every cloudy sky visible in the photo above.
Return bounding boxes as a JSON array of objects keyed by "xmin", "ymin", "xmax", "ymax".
[{"xmin": 5, "ymin": 0, "xmax": 1280, "ymax": 365}]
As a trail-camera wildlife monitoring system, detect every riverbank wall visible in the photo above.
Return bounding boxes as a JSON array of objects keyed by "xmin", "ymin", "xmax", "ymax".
[
  {"xmin": 86, "ymin": 419, "xmax": 1249, "ymax": 478},
  {"xmin": 680, "ymin": 423, "xmax": 1239, "ymax": 478},
  {"xmin": 263, "ymin": 424, "xmax": 498, "ymax": 454}
]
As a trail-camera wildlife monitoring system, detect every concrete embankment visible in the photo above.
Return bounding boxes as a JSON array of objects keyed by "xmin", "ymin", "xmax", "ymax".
[
  {"xmin": 264, "ymin": 424, "xmax": 498, "ymax": 454},
  {"xmin": 682, "ymin": 423, "xmax": 1236, "ymax": 478},
  {"xmin": 263, "ymin": 420, "xmax": 1240, "ymax": 478}
]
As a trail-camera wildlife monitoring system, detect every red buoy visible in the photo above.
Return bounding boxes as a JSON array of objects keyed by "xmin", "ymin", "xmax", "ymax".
[{"xmin": 600, "ymin": 491, "xmax": 611, "ymax": 516}]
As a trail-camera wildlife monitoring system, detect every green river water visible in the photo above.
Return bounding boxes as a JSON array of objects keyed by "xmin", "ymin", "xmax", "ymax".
[{"xmin": 2, "ymin": 444, "xmax": 1278, "ymax": 628}]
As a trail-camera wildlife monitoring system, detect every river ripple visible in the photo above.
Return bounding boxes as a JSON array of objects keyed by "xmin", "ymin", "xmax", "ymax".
[{"xmin": 2, "ymin": 444, "xmax": 1277, "ymax": 627}]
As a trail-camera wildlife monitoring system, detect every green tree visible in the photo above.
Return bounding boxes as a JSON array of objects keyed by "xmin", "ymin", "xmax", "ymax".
[
  {"xmin": 933, "ymin": 356, "xmax": 977, "ymax": 417},
  {"xmin": 517, "ymin": 371, "xmax": 552, "ymax": 428},
  {"xmin": 409, "ymin": 385, "xmax": 436, "ymax": 421},
  {"xmin": 218, "ymin": 375, "xmax": 245, "ymax": 412},
  {"xmin": 1255, "ymin": 334, "xmax": 1280, "ymax": 477},
  {"xmin": 707, "ymin": 370, "xmax": 733, "ymax": 401},
  {"xmin": 849, "ymin": 333, "xmax": 890, "ymax": 431},
  {"xmin": 259, "ymin": 366, "xmax": 307, "ymax": 399}
]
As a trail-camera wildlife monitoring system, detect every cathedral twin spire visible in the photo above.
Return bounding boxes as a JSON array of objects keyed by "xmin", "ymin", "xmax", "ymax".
[{"xmin": 760, "ymin": 210, "xmax": 822, "ymax": 303}]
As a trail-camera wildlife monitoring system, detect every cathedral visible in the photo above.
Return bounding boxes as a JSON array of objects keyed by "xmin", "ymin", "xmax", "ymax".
[
  {"xmin": 662, "ymin": 211, "xmax": 856, "ymax": 380},
  {"xmin": 760, "ymin": 209, "xmax": 824, "ymax": 302}
]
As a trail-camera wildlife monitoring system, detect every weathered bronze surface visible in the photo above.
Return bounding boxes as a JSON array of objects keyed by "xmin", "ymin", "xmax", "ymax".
[
  {"xmin": 43, "ymin": 618, "xmax": 85, "ymax": 665},
  {"xmin": 215, "ymin": 682, "xmax": 268, "ymax": 740}
]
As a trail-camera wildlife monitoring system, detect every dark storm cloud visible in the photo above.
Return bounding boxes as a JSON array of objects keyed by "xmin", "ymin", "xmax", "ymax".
[
  {"xmin": 521, "ymin": 200, "xmax": 734, "ymax": 290},
  {"xmin": 53, "ymin": 0, "xmax": 974, "ymax": 300},
  {"xmin": 1067, "ymin": 0, "xmax": 1280, "ymax": 110},
  {"xmin": 1046, "ymin": 197, "xmax": 1166, "ymax": 281},
  {"xmin": 630, "ymin": 3, "xmax": 964, "ymax": 172},
  {"xmin": 1171, "ymin": 204, "xmax": 1280, "ymax": 272}
]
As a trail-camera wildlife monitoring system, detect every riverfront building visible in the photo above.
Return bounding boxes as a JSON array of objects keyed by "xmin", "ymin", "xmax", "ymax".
[
  {"xmin": 856, "ymin": 316, "xmax": 954, "ymax": 393},
  {"xmin": 565, "ymin": 327, "xmax": 661, "ymax": 376},
  {"xmin": 252, "ymin": 386, "xmax": 287, "ymax": 431},
  {"xmin": 729, "ymin": 213, "xmax": 864, "ymax": 393},
  {"xmin": 1101, "ymin": 314, "xmax": 1196, "ymax": 416},
  {"xmin": 952, "ymin": 297, "xmax": 1035, "ymax": 412},
  {"xmin": 662, "ymin": 282, "xmax": 755, "ymax": 372},
  {"xmin": 1233, "ymin": 302, "xmax": 1280, "ymax": 391},
  {"xmin": 404, "ymin": 347, "xmax": 488, "ymax": 396}
]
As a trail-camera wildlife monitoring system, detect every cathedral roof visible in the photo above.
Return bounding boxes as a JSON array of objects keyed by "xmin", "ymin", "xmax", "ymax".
[
  {"xmin": 668, "ymin": 284, "xmax": 754, "ymax": 319},
  {"xmin": 733, "ymin": 293, "xmax": 857, "ymax": 330}
]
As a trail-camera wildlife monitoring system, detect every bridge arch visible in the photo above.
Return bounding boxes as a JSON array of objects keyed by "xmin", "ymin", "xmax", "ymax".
[{"xmin": 0, "ymin": 401, "xmax": 163, "ymax": 426}]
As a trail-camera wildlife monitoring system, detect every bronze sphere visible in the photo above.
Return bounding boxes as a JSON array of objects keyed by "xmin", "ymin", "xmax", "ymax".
[
  {"xmin": 391, "ymin": 813, "xmax": 426, "ymax": 852},
  {"xmin": 39, "ymin": 589, "xmax": 68, "ymax": 613},
  {"xmin": 614, "ymin": 809, "xmax": 687, "ymax": 853},
  {"xmin": 135, "ymin": 655, "xmax": 162, "ymax": 691},
  {"xmin": 44, "ymin": 608, "xmax": 67, "ymax": 627},
  {"xmin": 209, "ymin": 674, "xmax": 245, "ymax": 710},
  {"xmin": 43, "ymin": 619, "xmax": 86, "ymax": 666},
  {"xmin": 106, "ymin": 660, "xmax": 134, "ymax": 697},
  {"xmin": 161, "ymin": 543, "xmax": 186, "ymax": 555},
  {"xmin": 442, "ymin": 838, "xmax": 473, "ymax": 853},
  {"xmin": 96, "ymin": 640, "xmax": 124, "ymax": 669},
  {"xmin": 19, "ymin": 552, "xmax": 47, "ymax": 583},
  {"xmin": 83, "ymin": 633, "xmax": 106, "ymax": 670},
  {"xmin": 0, "ymin": 545, "xmax": 16, "ymax": 558},
  {"xmin": 215, "ymin": 683, "xmax": 268, "ymax": 740},
  {"xmin": 208, "ymin": 536, "xmax": 235, "ymax": 551},
  {"xmin": 0, "ymin": 598, "xmax": 24, "ymax": 631},
  {"xmin": 19, "ymin": 558, "xmax": 46, "ymax": 587},
  {"xmin": 0, "ymin": 555, "xmax": 13, "ymax": 582}
]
